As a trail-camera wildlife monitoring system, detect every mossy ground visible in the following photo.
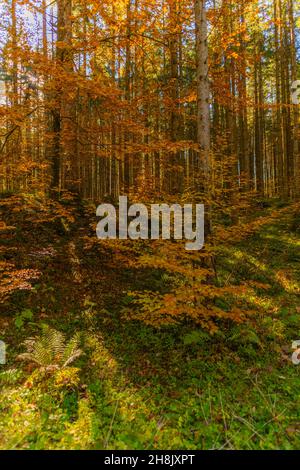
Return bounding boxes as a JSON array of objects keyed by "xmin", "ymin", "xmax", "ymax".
[{"xmin": 0, "ymin": 199, "xmax": 299, "ymax": 449}]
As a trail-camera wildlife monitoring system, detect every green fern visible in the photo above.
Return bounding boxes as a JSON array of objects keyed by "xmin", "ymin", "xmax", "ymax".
[{"xmin": 18, "ymin": 327, "xmax": 82, "ymax": 370}]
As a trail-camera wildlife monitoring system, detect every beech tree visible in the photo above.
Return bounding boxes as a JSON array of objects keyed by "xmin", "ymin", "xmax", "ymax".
[{"xmin": 0, "ymin": 0, "xmax": 298, "ymax": 199}]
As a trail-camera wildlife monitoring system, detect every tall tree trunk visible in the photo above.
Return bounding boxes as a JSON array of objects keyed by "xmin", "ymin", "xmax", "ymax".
[
  {"xmin": 11, "ymin": 0, "xmax": 18, "ymax": 107},
  {"xmin": 51, "ymin": 0, "xmax": 73, "ymax": 193},
  {"xmin": 194, "ymin": 0, "xmax": 210, "ymax": 178}
]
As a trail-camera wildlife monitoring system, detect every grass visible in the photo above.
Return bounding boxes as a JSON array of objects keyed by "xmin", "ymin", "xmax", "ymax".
[{"xmin": 0, "ymin": 199, "xmax": 299, "ymax": 449}]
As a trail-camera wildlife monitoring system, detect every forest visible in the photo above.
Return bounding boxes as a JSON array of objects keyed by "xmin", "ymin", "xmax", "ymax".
[{"xmin": 0, "ymin": 0, "xmax": 300, "ymax": 451}]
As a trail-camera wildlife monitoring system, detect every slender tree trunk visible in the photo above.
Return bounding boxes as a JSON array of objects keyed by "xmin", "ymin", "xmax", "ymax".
[
  {"xmin": 51, "ymin": 0, "xmax": 74, "ymax": 193},
  {"xmin": 194, "ymin": 0, "xmax": 210, "ymax": 178}
]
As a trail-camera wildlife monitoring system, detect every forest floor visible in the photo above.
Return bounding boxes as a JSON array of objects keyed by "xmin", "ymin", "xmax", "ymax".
[{"xmin": 0, "ymin": 195, "xmax": 300, "ymax": 450}]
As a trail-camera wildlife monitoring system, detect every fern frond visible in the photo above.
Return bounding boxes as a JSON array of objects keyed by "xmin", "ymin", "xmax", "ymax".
[
  {"xmin": 18, "ymin": 327, "xmax": 83, "ymax": 370},
  {"xmin": 62, "ymin": 333, "xmax": 82, "ymax": 367}
]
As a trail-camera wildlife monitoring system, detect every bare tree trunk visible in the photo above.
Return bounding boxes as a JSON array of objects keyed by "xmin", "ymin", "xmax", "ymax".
[
  {"xmin": 194, "ymin": 0, "xmax": 210, "ymax": 178},
  {"xmin": 11, "ymin": 0, "xmax": 18, "ymax": 107},
  {"xmin": 288, "ymin": 0, "xmax": 299, "ymax": 198},
  {"xmin": 195, "ymin": 0, "xmax": 215, "ymax": 275},
  {"xmin": 51, "ymin": 0, "xmax": 74, "ymax": 194}
]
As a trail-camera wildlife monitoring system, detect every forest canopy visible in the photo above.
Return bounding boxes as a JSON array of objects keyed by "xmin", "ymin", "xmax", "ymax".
[{"xmin": 0, "ymin": 0, "xmax": 299, "ymax": 199}]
